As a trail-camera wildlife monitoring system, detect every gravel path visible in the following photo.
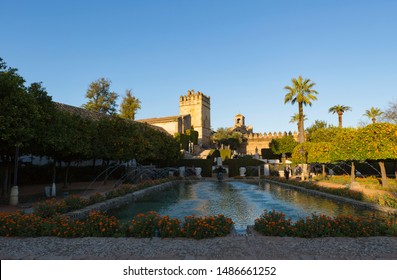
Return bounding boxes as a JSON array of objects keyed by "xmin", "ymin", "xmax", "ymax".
[{"xmin": 1, "ymin": 235, "xmax": 396, "ymax": 260}]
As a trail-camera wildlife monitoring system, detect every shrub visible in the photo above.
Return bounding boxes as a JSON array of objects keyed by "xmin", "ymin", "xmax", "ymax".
[
  {"xmin": 254, "ymin": 210, "xmax": 293, "ymax": 236},
  {"xmin": 253, "ymin": 210, "xmax": 392, "ymax": 238},
  {"xmin": 293, "ymin": 214, "xmax": 336, "ymax": 238},
  {"xmin": 127, "ymin": 211, "xmax": 160, "ymax": 238},
  {"xmin": 183, "ymin": 214, "xmax": 234, "ymax": 239},
  {"xmin": 79, "ymin": 211, "xmax": 121, "ymax": 237},
  {"xmin": 33, "ymin": 198, "xmax": 68, "ymax": 218},
  {"xmin": 64, "ymin": 195, "xmax": 89, "ymax": 212},
  {"xmin": 157, "ymin": 215, "xmax": 183, "ymax": 238},
  {"xmin": 88, "ymin": 192, "xmax": 106, "ymax": 205},
  {"xmin": 0, "ymin": 212, "xmax": 42, "ymax": 237}
]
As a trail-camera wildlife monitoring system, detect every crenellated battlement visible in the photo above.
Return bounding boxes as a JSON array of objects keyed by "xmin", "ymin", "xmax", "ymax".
[
  {"xmin": 180, "ymin": 90, "xmax": 210, "ymax": 106},
  {"xmin": 246, "ymin": 131, "xmax": 298, "ymax": 140},
  {"xmin": 244, "ymin": 131, "xmax": 300, "ymax": 155}
]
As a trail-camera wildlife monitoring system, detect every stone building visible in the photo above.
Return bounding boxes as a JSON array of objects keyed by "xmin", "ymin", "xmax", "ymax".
[
  {"xmin": 137, "ymin": 90, "xmax": 211, "ymax": 146},
  {"xmin": 230, "ymin": 113, "xmax": 299, "ymax": 155}
]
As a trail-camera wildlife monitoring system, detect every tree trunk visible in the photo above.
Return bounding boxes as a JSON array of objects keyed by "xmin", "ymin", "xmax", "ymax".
[
  {"xmin": 2, "ymin": 165, "xmax": 9, "ymax": 200},
  {"xmin": 379, "ymin": 161, "xmax": 389, "ymax": 188},
  {"xmin": 103, "ymin": 159, "xmax": 110, "ymax": 185},
  {"xmin": 298, "ymin": 103, "xmax": 305, "ymax": 143},
  {"xmin": 338, "ymin": 112, "xmax": 343, "ymax": 128},
  {"xmin": 13, "ymin": 146, "xmax": 19, "ymax": 186},
  {"xmin": 52, "ymin": 160, "xmax": 57, "ymax": 184},
  {"xmin": 350, "ymin": 161, "xmax": 355, "ymax": 183},
  {"xmin": 64, "ymin": 161, "xmax": 71, "ymax": 188},
  {"xmin": 322, "ymin": 164, "xmax": 326, "ymax": 178}
]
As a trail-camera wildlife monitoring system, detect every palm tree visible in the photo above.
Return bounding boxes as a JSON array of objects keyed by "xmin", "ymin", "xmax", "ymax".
[
  {"xmin": 363, "ymin": 107, "xmax": 383, "ymax": 123},
  {"xmin": 289, "ymin": 113, "xmax": 307, "ymax": 133},
  {"xmin": 328, "ymin": 104, "xmax": 351, "ymax": 128},
  {"xmin": 284, "ymin": 76, "xmax": 318, "ymax": 143}
]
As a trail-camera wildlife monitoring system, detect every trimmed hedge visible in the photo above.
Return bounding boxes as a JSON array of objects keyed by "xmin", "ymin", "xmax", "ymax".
[
  {"xmin": 224, "ymin": 158, "xmax": 263, "ymax": 177},
  {"xmin": 177, "ymin": 159, "xmax": 213, "ymax": 177}
]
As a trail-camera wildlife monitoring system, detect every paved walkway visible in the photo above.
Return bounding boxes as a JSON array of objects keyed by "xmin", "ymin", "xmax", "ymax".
[{"xmin": 1, "ymin": 235, "xmax": 396, "ymax": 260}]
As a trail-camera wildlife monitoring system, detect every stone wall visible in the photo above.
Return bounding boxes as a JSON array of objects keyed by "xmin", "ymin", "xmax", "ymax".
[{"xmin": 244, "ymin": 131, "xmax": 299, "ymax": 155}]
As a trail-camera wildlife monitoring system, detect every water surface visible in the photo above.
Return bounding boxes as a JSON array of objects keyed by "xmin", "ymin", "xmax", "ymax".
[{"xmin": 109, "ymin": 181, "xmax": 378, "ymax": 234}]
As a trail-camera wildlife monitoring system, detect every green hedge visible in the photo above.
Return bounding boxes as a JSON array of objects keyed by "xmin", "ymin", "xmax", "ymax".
[
  {"xmin": 177, "ymin": 159, "xmax": 213, "ymax": 177},
  {"xmin": 223, "ymin": 158, "xmax": 263, "ymax": 177}
]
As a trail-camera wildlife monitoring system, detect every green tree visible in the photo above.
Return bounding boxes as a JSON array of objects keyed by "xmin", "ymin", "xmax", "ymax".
[
  {"xmin": 307, "ymin": 142, "xmax": 332, "ymax": 177},
  {"xmin": 269, "ymin": 135, "xmax": 298, "ymax": 157},
  {"xmin": 309, "ymin": 127, "xmax": 340, "ymax": 143},
  {"xmin": 330, "ymin": 128, "xmax": 360, "ymax": 183},
  {"xmin": 356, "ymin": 123, "xmax": 397, "ymax": 187},
  {"xmin": 291, "ymin": 142, "xmax": 311, "ymax": 164},
  {"xmin": 328, "ymin": 104, "xmax": 351, "ymax": 128},
  {"xmin": 82, "ymin": 77, "xmax": 118, "ymax": 115},
  {"xmin": 119, "ymin": 89, "xmax": 141, "ymax": 120},
  {"xmin": 363, "ymin": 107, "xmax": 383, "ymax": 124},
  {"xmin": 284, "ymin": 76, "xmax": 318, "ymax": 143},
  {"xmin": 0, "ymin": 59, "xmax": 41, "ymax": 195},
  {"xmin": 306, "ymin": 120, "xmax": 331, "ymax": 142},
  {"xmin": 211, "ymin": 128, "xmax": 244, "ymax": 150},
  {"xmin": 290, "ymin": 113, "xmax": 307, "ymax": 133}
]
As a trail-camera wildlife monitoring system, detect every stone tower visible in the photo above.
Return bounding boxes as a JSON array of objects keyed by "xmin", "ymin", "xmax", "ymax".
[
  {"xmin": 179, "ymin": 90, "xmax": 211, "ymax": 146},
  {"xmin": 234, "ymin": 113, "xmax": 245, "ymax": 127}
]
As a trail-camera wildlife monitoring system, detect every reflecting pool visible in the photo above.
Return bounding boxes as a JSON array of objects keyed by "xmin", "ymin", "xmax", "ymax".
[{"xmin": 109, "ymin": 181, "xmax": 379, "ymax": 234}]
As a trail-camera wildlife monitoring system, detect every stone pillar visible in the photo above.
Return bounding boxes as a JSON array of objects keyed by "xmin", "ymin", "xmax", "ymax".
[
  {"xmin": 179, "ymin": 166, "xmax": 185, "ymax": 177},
  {"xmin": 51, "ymin": 182, "xmax": 56, "ymax": 197},
  {"xmin": 264, "ymin": 164, "xmax": 270, "ymax": 176},
  {"xmin": 9, "ymin": 186, "xmax": 18, "ymax": 206},
  {"xmin": 195, "ymin": 167, "xmax": 202, "ymax": 178}
]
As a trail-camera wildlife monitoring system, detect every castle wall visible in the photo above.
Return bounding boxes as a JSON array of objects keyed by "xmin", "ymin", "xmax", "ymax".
[
  {"xmin": 244, "ymin": 131, "xmax": 299, "ymax": 155},
  {"xmin": 179, "ymin": 90, "xmax": 211, "ymax": 146}
]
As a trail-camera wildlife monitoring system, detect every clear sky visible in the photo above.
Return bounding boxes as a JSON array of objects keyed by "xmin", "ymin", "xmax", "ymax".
[{"xmin": 1, "ymin": 0, "xmax": 396, "ymax": 133}]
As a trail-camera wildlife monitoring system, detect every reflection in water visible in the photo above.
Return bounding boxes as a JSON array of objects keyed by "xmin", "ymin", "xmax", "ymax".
[{"xmin": 109, "ymin": 181, "xmax": 380, "ymax": 234}]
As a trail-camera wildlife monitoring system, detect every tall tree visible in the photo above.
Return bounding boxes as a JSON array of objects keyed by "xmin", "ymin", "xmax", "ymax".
[
  {"xmin": 306, "ymin": 120, "xmax": 330, "ymax": 142},
  {"xmin": 328, "ymin": 104, "xmax": 351, "ymax": 128},
  {"xmin": 211, "ymin": 127, "xmax": 243, "ymax": 150},
  {"xmin": 363, "ymin": 107, "xmax": 383, "ymax": 124},
  {"xmin": 289, "ymin": 113, "xmax": 307, "ymax": 133},
  {"xmin": 382, "ymin": 100, "xmax": 397, "ymax": 124},
  {"xmin": 356, "ymin": 123, "xmax": 397, "ymax": 188},
  {"xmin": 82, "ymin": 77, "xmax": 118, "ymax": 115},
  {"xmin": 284, "ymin": 76, "xmax": 318, "ymax": 143},
  {"xmin": 119, "ymin": 89, "xmax": 141, "ymax": 120},
  {"xmin": 269, "ymin": 135, "xmax": 298, "ymax": 157},
  {"xmin": 330, "ymin": 128, "xmax": 360, "ymax": 183}
]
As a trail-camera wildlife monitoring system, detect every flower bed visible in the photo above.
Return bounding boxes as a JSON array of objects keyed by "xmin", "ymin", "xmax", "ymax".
[
  {"xmin": 0, "ymin": 210, "xmax": 234, "ymax": 239},
  {"xmin": 254, "ymin": 210, "xmax": 397, "ymax": 237}
]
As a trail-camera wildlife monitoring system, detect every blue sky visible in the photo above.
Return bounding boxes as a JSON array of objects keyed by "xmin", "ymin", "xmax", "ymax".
[{"xmin": 1, "ymin": 0, "xmax": 396, "ymax": 133}]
